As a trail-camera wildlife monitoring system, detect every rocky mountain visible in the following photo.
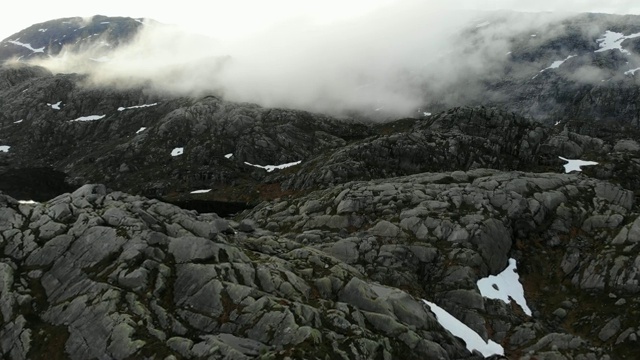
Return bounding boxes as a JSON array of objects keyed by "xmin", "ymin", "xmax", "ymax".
[
  {"xmin": 0, "ymin": 15, "xmax": 143, "ymax": 62},
  {"xmin": 420, "ymin": 13, "xmax": 640, "ymax": 126},
  {"xmin": 1, "ymin": 13, "xmax": 640, "ymax": 360}
]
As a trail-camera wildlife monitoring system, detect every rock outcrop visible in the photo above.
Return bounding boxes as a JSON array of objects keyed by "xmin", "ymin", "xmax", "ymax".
[{"xmin": 1, "ymin": 169, "xmax": 638, "ymax": 359}]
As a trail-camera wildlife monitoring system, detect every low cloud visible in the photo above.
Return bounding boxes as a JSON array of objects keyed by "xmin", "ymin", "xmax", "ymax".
[{"xmin": 29, "ymin": 2, "xmax": 581, "ymax": 117}]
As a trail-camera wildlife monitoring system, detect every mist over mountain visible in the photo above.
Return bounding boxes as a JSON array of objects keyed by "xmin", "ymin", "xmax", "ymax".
[
  {"xmin": 1, "ymin": 7, "xmax": 640, "ymax": 360},
  {"xmin": 3, "ymin": 7, "xmax": 640, "ymax": 123},
  {"xmin": 0, "ymin": 8, "xmax": 582, "ymax": 117}
]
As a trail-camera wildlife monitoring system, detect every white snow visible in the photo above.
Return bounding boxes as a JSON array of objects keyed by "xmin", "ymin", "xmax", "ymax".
[
  {"xmin": 531, "ymin": 34, "xmax": 537, "ymax": 37},
  {"xmin": 70, "ymin": 115, "xmax": 106, "ymax": 122},
  {"xmin": 423, "ymin": 300, "xmax": 504, "ymax": 357},
  {"xmin": 171, "ymin": 147, "xmax": 184, "ymax": 156},
  {"xmin": 190, "ymin": 189, "xmax": 211, "ymax": 194},
  {"xmin": 48, "ymin": 101, "xmax": 62, "ymax": 110},
  {"xmin": 136, "ymin": 127, "xmax": 147, "ymax": 134},
  {"xmin": 225, "ymin": 153, "xmax": 233, "ymax": 159},
  {"xmin": 624, "ymin": 67, "xmax": 640, "ymax": 75},
  {"xmin": 118, "ymin": 103, "xmax": 158, "ymax": 111},
  {"xmin": 100, "ymin": 21, "xmax": 110, "ymax": 24},
  {"xmin": 89, "ymin": 56, "xmax": 111, "ymax": 62},
  {"xmin": 423, "ymin": 112, "xmax": 432, "ymax": 116},
  {"xmin": 477, "ymin": 258, "xmax": 532, "ymax": 316},
  {"xmin": 595, "ymin": 30, "xmax": 640, "ymax": 54},
  {"xmin": 38, "ymin": 29, "xmax": 47, "ymax": 32},
  {"xmin": 18, "ymin": 200, "xmax": 38, "ymax": 205},
  {"xmin": 559, "ymin": 156, "xmax": 598, "ymax": 173},
  {"xmin": 540, "ymin": 55, "xmax": 576, "ymax": 73},
  {"xmin": 14, "ymin": 119, "xmax": 23, "ymax": 124},
  {"xmin": 506, "ymin": 51, "xmax": 512, "ymax": 55},
  {"xmin": 0, "ymin": 145, "xmax": 10, "ymax": 153},
  {"xmin": 244, "ymin": 160, "xmax": 302, "ymax": 172},
  {"xmin": 475, "ymin": 21, "xmax": 491, "ymax": 28},
  {"xmin": 554, "ymin": 120, "xmax": 561, "ymax": 126},
  {"xmin": 7, "ymin": 39, "xmax": 45, "ymax": 53}
]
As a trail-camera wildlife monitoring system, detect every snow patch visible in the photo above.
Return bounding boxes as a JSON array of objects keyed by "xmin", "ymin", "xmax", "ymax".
[
  {"xmin": 100, "ymin": 21, "xmax": 110, "ymax": 24},
  {"xmin": 0, "ymin": 145, "xmax": 10, "ymax": 153},
  {"xmin": 118, "ymin": 103, "xmax": 158, "ymax": 111},
  {"xmin": 171, "ymin": 147, "xmax": 184, "ymax": 156},
  {"xmin": 70, "ymin": 115, "xmax": 106, "ymax": 122},
  {"xmin": 540, "ymin": 55, "xmax": 576, "ymax": 72},
  {"xmin": 423, "ymin": 112, "xmax": 432, "ymax": 116},
  {"xmin": 477, "ymin": 258, "xmax": 532, "ymax": 316},
  {"xmin": 18, "ymin": 200, "xmax": 38, "ymax": 205},
  {"xmin": 38, "ymin": 29, "xmax": 47, "ymax": 32},
  {"xmin": 190, "ymin": 189, "xmax": 211, "ymax": 194},
  {"xmin": 624, "ymin": 67, "xmax": 640, "ymax": 75},
  {"xmin": 225, "ymin": 153, "xmax": 233, "ymax": 159},
  {"xmin": 14, "ymin": 119, "xmax": 23, "ymax": 124},
  {"xmin": 423, "ymin": 300, "xmax": 504, "ymax": 357},
  {"xmin": 7, "ymin": 39, "xmax": 45, "ymax": 53},
  {"xmin": 595, "ymin": 30, "xmax": 640, "ymax": 54},
  {"xmin": 559, "ymin": 156, "xmax": 598, "ymax": 173},
  {"xmin": 244, "ymin": 160, "xmax": 302, "ymax": 172},
  {"xmin": 48, "ymin": 101, "xmax": 62, "ymax": 110},
  {"xmin": 136, "ymin": 127, "xmax": 147, "ymax": 134}
]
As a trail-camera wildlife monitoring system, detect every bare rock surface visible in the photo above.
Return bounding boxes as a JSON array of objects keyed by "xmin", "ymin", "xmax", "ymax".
[{"xmin": 1, "ymin": 169, "xmax": 637, "ymax": 359}]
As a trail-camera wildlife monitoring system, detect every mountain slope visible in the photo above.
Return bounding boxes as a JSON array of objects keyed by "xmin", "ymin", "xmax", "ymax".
[
  {"xmin": 1, "ymin": 12, "xmax": 640, "ymax": 360},
  {"xmin": 0, "ymin": 15, "xmax": 143, "ymax": 62},
  {"xmin": 2, "ymin": 170, "xmax": 638, "ymax": 359},
  {"xmin": 417, "ymin": 12, "xmax": 640, "ymax": 126}
]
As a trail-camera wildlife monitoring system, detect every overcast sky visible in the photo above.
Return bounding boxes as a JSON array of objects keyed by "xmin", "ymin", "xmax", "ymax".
[{"xmin": 2, "ymin": 0, "xmax": 640, "ymax": 41}]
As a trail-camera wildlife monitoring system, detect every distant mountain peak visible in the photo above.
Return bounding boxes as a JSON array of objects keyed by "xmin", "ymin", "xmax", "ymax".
[{"xmin": 0, "ymin": 15, "xmax": 146, "ymax": 63}]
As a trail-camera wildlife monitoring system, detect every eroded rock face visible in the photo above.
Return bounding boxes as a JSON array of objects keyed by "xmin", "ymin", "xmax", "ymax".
[
  {"xmin": 245, "ymin": 170, "xmax": 640, "ymax": 359},
  {"xmin": 0, "ymin": 184, "xmax": 478, "ymax": 359},
  {"xmin": 1, "ymin": 170, "xmax": 638, "ymax": 359}
]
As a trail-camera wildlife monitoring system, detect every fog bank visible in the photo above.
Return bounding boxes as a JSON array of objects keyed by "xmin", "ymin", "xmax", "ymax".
[{"xmin": 30, "ymin": 3, "xmax": 576, "ymax": 116}]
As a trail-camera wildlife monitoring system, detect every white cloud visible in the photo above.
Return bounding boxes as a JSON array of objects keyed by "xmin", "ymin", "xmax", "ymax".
[{"xmin": 8, "ymin": 1, "xmax": 640, "ymax": 117}]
